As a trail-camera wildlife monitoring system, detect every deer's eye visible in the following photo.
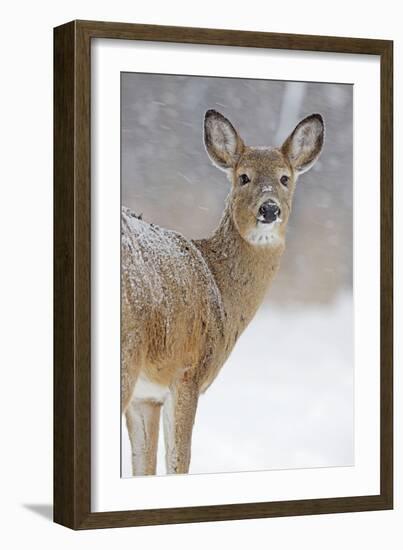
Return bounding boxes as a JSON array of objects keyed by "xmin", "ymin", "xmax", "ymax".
[
  {"xmin": 280, "ymin": 175, "xmax": 289, "ymax": 187},
  {"xmin": 239, "ymin": 174, "xmax": 250, "ymax": 185}
]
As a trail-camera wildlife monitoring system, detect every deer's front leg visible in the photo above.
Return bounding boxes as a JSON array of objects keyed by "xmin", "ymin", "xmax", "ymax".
[
  {"xmin": 125, "ymin": 399, "xmax": 161, "ymax": 475},
  {"xmin": 163, "ymin": 381, "xmax": 199, "ymax": 474}
]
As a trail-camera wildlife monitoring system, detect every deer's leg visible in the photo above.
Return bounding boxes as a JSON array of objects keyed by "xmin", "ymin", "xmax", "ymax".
[
  {"xmin": 125, "ymin": 399, "xmax": 161, "ymax": 475},
  {"xmin": 121, "ymin": 340, "xmax": 141, "ymax": 414},
  {"xmin": 163, "ymin": 380, "xmax": 199, "ymax": 474}
]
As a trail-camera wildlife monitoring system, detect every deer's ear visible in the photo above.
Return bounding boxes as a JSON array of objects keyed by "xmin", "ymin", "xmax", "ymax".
[
  {"xmin": 204, "ymin": 110, "xmax": 244, "ymax": 170},
  {"xmin": 281, "ymin": 114, "xmax": 324, "ymax": 174}
]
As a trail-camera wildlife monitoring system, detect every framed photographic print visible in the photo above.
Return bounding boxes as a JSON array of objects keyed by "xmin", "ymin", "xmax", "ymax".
[{"xmin": 54, "ymin": 20, "xmax": 393, "ymax": 529}]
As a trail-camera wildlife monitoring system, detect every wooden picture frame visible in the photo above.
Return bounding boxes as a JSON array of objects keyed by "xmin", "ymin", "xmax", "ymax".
[{"xmin": 54, "ymin": 19, "xmax": 393, "ymax": 530}]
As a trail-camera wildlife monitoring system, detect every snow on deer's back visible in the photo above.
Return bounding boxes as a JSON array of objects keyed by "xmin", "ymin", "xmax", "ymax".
[{"xmin": 121, "ymin": 206, "xmax": 225, "ymax": 406}]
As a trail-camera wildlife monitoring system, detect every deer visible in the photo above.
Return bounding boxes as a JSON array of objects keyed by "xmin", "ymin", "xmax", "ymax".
[{"xmin": 121, "ymin": 109, "xmax": 325, "ymax": 475}]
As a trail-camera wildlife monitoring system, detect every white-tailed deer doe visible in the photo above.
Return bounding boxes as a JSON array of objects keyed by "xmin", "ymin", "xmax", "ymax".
[{"xmin": 122, "ymin": 109, "xmax": 324, "ymax": 475}]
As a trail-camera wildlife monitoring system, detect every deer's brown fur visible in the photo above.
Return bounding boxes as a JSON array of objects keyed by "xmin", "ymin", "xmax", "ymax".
[{"xmin": 122, "ymin": 110, "xmax": 324, "ymax": 475}]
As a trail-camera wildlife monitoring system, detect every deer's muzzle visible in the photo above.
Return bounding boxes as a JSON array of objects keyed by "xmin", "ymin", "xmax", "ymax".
[{"xmin": 258, "ymin": 200, "xmax": 281, "ymax": 224}]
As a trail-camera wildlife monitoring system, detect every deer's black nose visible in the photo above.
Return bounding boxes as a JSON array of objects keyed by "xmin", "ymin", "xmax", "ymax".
[{"xmin": 258, "ymin": 200, "xmax": 281, "ymax": 223}]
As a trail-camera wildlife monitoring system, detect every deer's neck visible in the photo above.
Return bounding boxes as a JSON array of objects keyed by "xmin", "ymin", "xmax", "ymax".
[{"xmin": 193, "ymin": 201, "xmax": 285, "ymax": 337}]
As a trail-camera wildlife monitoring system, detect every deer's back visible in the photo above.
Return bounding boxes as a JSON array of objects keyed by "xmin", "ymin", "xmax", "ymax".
[{"xmin": 122, "ymin": 207, "xmax": 225, "ymax": 388}]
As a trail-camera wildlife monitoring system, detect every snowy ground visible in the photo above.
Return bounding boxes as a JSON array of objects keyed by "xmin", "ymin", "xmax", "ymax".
[{"xmin": 122, "ymin": 292, "xmax": 353, "ymax": 477}]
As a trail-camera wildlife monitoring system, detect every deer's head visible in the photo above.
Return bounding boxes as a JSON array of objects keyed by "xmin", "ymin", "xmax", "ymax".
[{"xmin": 204, "ymin": 109, "xmax": 324, "ymax": 247}]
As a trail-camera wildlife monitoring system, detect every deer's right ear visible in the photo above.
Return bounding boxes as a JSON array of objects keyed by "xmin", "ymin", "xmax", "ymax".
[{"xmin": 204, "ymin": 110, "xmax": 244, "ymax": 170}]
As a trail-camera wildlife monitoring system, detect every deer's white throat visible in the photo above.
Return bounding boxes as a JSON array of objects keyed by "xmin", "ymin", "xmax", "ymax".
[{"xmin": 245, "ymin": 220, "xmax": 283, "ymax": 246}]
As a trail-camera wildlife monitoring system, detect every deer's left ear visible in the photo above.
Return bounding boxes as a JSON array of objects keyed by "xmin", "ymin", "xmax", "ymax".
[{"xmin": 281, "ymin": 114, "xmax": 324, "ymax": 174}]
